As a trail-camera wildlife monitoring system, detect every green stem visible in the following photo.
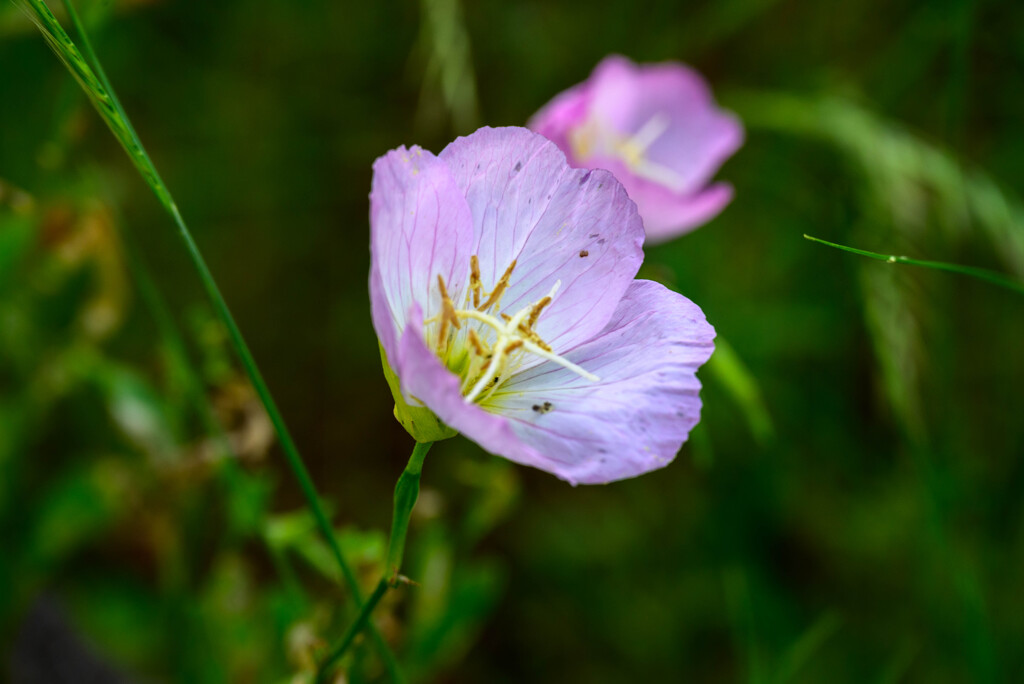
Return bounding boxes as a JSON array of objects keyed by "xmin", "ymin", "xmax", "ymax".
[
  {"xmin": 804, "ymin": 234, "xmax": 1024, "ymax": 295},
  {"xmin": 24, "ymin": 1, "xmax": 403, "ymax": 679},
  {"xmin": 317, "ymin": 441, "xmax": 433, "ymax": 681},
  {"xmin": 386, "ymin": 441, "xmax": 432, "ymax": 572}
]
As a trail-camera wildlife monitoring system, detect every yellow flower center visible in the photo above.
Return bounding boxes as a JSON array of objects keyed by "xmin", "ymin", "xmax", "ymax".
[
  {"xmin": 569, "ymin": 112, "xmax": 688, "ymax": 191},
  {"xmin": 424, "ymin": 256, "xmax": 599, "ymax": 405}
]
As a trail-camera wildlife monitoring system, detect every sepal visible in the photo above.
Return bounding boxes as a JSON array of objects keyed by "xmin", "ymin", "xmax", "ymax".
[{"xmin": 379, "ymin": 344, "xmax": 458, "ymax": 443}]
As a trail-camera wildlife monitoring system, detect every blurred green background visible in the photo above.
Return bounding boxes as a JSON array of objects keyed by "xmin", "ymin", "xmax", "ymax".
[{"xmin": 2, "ymin": 0, "xmax": 1023, "ymax": 682}]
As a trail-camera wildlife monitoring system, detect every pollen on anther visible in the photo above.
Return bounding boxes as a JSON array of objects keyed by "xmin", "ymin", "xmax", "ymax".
[
  {"xmin": 469, "ymin": 255, "xmax": 482, "ymax": 308},
  {"xmin": 467, "ymin": 328, "xmax": 485, "ymax": 355},
  {"xmin": 478, "ymin": 260, "xmax": 517, "ymax": 312},
  {"xmin": 526, "ymin": 296, "xmax": 552, "ymax": 329},
  {"xmin": 436, "ymin": 275, "xmax": 461, "ymax": 347}
]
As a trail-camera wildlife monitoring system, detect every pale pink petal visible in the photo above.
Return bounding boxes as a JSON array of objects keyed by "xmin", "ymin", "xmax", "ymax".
[
  {"xmin": 438, "ymin": 127, "xmax": 644, "ymax": 352},
  {"xmin": 587, "ymin": 56, "xmax": 744, "ymax": 195},
  {"xmin": 528, "ymin": 55, "xmax": 743, "ymax": 240},
  {"xmin": 488, "ymin": 280, "xmax": 715, "ymax": 484},
  {"xmin": 369, "ymin": 146, "xmax": 474, "ymax": 365},
  {"xmin": 632, "ymin": 183, "xmax": 734, "ymax": 243},
  {"xmin": 587, "ymin": 156, "xmax": 735, "ymax": 241}
]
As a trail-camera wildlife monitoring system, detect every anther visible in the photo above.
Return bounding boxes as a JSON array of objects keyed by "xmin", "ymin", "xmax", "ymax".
[
  {"xmin": 526, "ymin": 295, "xmax": 552, "ymax": 329},
  {"xmin": 469, "ymin": 255, "xmax": 482, "ymax": 308},
  {"xmin": 467, "ymin": 328, "xmax": 485, "ymax": 355},
  {"xmin": 529, "ymin": 334, "xmax": 552, "ymax": 353},
  {"xmin": 437, "ymin": 275, "xmax": 461, "ymax": 348},
  {"xmin": 478, "ymin": 260, "xmax": 516, "ymax": 312}
]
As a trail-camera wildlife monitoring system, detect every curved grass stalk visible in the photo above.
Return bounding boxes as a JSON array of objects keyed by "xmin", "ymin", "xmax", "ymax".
[
  {"xmin": 804, "ymin": 234, "xmax": 1024, "ymax": 296},
  {"xmin": 17, "ymin": 0, "xmax": 402, "ymax": 679}
]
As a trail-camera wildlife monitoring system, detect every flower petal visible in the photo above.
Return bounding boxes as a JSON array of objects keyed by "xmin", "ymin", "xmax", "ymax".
[
  {"xmin": 587, "ymin": 56, "xmax": 744, "ymax": 195},
  {"xmin": 488, "ymin": 279, "xmax": 715, "ymax": 484},
  {"xmin": 636, "ymin": 182, "xmax": 734, "ymax": 242},
  {"xmin": 438, "ymin": 127, "xmax": 644, "ymax": 352},
  {"xmin": 586, "ymin": 159, "xmax": 736, "ymax": 242},
  {"xmin": 369, "ymin": 146, "xmax": 474, "ymax": 365}
]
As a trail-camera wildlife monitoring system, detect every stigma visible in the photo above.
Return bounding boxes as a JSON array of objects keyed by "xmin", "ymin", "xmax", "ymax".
[{"xmin": 424, "ymin": 257, "xmax": 599, "ymax": 405}]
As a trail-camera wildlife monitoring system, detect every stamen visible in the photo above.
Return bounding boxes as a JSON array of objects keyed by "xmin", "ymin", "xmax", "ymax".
[
  {"xmin": 470, "ymin": 255, "xmax": 482, "ymax": 308},
  {"xmin": 519, "ymin": 327, "xmax": 551, "ymax": 353},
  {"xmin": 478, "ymin": 260, "xmax": 516, "ymax": 312},
  {"xmin": 467, "ymin": 328, "xmax": 485, "ymax": 355},
  {"xmin": 436, "ymin": 275, "xmax": 461, "ymax": 348},
  {"xmin": 526, "ymin": 295, "xmax": 552, "ymax": 329}
]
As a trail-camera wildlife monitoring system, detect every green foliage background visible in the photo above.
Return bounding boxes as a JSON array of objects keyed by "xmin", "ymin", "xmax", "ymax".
[{"xmin": 1, "ymin": 0, "xmax": 1023, "ymax": 681}]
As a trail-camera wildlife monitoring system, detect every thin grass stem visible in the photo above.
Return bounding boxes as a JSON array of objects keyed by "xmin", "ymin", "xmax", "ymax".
[
  {"xmin": 18, "ymin": 1, "xmax": 403, "ymax": 679},
  {"xmin": 804, "ymin": 234, "xmax": 1024, "ymax": 295}
]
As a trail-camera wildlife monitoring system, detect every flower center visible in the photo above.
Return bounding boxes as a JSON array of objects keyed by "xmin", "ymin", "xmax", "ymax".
[
  {"xmin": 424, "ymin": 256, "xmax": 599, "ymax": 405},
  {"xmin": 569, "ymin": 112, "xmax": 688, "ymax": 191}
]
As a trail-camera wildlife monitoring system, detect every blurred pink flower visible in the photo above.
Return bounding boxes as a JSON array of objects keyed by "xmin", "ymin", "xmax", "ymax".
[
  {"xmin": 370, "ymin": 127, "xmax": 715, "ymax": 484},
  {"xmin": 529, "ymin": 55, "xmax": 743, "ymax": 243}
]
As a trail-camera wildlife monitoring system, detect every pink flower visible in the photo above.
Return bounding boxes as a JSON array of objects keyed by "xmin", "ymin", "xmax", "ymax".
[
  {"xmin": 370, "ymin": 127, "xmax": 715, "ymax": 484},
  {"xmin": 529, "ymin": 55, "xmax": 743, "ymax": 243}
]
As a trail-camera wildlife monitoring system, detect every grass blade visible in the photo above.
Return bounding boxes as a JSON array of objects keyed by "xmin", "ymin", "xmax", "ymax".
[
  {"xmin": 804, "ymin": 234, "xmax": 1024, "ymax": 295},
  {"xmin": 16, "ymin": 1, "xmax": 405, "ymax": 678}
]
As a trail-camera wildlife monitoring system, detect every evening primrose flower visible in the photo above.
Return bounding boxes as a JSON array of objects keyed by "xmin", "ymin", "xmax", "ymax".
[
  {"xmin": 370, "ymin": 127, "xmax": 715, "ymax": 485},
  {"xmin": 529, "ymin": 55, "xmax": 743, "ymax": 243}
]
